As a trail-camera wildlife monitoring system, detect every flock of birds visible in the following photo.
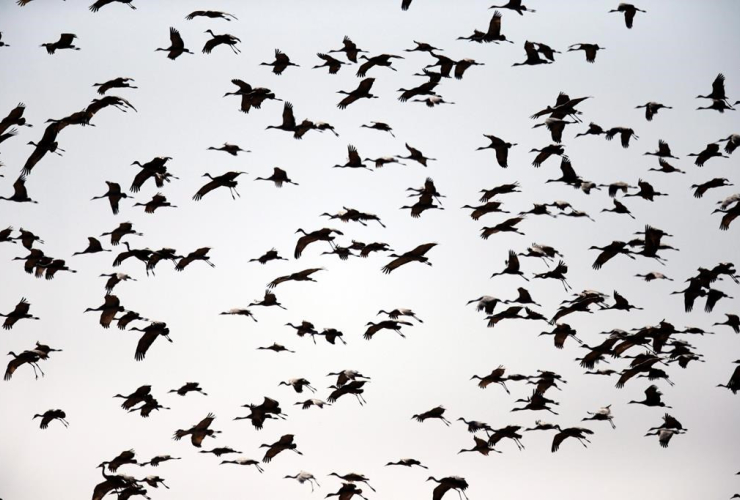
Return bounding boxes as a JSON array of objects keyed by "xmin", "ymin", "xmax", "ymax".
[{"xmin": 1, "ymin": 1, "xmax": 740, "ymax": 500}]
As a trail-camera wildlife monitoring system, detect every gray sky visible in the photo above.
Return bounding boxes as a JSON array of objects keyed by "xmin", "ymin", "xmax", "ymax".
[{"xmin": 1, "ymin": 0, "xmax": 740, "ymax": 499}]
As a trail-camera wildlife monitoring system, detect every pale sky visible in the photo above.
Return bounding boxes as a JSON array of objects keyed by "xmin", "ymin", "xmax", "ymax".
[{"xmin": 1, "ymin": 1, "xmax": 739, "ymax": 499}]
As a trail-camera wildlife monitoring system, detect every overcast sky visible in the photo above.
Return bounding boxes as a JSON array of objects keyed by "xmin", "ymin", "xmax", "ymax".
[{"xmin": 1, "ymin": 1, "xmax": 739, "ymax": 499}]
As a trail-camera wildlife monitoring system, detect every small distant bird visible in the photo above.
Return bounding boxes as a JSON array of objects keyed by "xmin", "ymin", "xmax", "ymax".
[
  {"xmin": 202, "ymin": 30, "xmax": 241, "ymax": 54},
  {"xmin": 381, "ymin": 243, "xmax": 437, "ymax": 274},
  {"xmin": 208, "ymin": 143, "xmax": 249, "ymax": 156},
  {"xmin": 156, "ymin": 28, "xmax": 193, "ymax": 60},
  {"xmin": 609, "ymin": 3, "xmax": 646, "ymax": 29},
  {"xmin": 185, "ymin": 10, "xmax": 237, "ymax": 21},
  {"xmin": 261, "ymin": 49, "xmax": 300, "ymax": 75},
  {"xmin": 338, "ymin": 78, "xmax": 378, "ymax": 109},
  {"xmin": 41, "ymin": 34, "xmax": 80, "ymax": 55},
  {"xmin": 33, "ymin": 409, "xmax": 68, "ymax": 429},
  {"xmin": 568, "ymin": 43, "xmax": 605, "ymax": 63}
]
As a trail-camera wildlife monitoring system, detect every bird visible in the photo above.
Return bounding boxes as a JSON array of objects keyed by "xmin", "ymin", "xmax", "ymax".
[
  {"xmin": 169, "ymin": 382, "xmax": 207, "ymax": 397},
  {"xmin": 636, "ymin": 102, "xmax": 671, "ymax": 121},
  {"xmin": 328, "ymin": 472, "xmax": 376, "ymax": 492},
  {"xmin": 220, "ymin": 458, "xmax": 265, "ymax": 473},
  {"xmin": 295, "ymin": 229, "xmax": 343, "ymax": 258},
  {"xmin": 202, "ymin": 30, "xmax": 241, "ymax": 54},
  {"xmin": 717, "ymin": 360, "xmax": 740, "ymax": 394},
  {"xmin": 364, "ymin": 320, "xmax": 413, "ymax": 340},
  {"xmin": 609, "ymin": 4, "xmax": 646, "ymax": 29},
  {"xmin": 33, "ymin": 409, "xmax": 68, "ymax": 429},
  {"xmin": 412, "ymin": 406, "xmax": 452, "ymax": 426},
  {"xmin": 471, "ymin": 366, "xmax": 510, "ymax": 393},
  {"xmin": 260, "ymin": 434, "xmax": 302, "ymax": 463},
  {"xmin": 490, "ymin": 250, "xmax": 529, "ymax": 281},
  {"xmin": 5, "ymin": 349, "xmax": 46, "ymax": 380},
  {"xmin": 207, "ymin": 143, "xmax": 249, "ymax": 156},
  {"xmin": 551, "ymin": 426, "xmax": 593, "ymax": 452},
  {"xmin": 99, "ymin": 450, "xmax": 138, "ymax": 472},
  {"xmin": 327, "ymin": 36, "xmax": 367, "ymax": 63},
  {"xmin": 89, "ymin": 0, "xmax": 136, "ymax": 12},
  {"xmin": 426, "ymin": 476, "xmax": 470, "ymax": 500},
  {"xmin": 629, "ymin": 385, "xmax": 671, "ymax": 408},
  {"xmin": 91, "ymin": 182, "xmax": 131, "ymax": 215},
  {"xmin": 568, "ymin": 43, "xmax": 605, "ymax": 63},
  {"xmin": 385, "ymin": 458, "xmax": 428, "ymax": 469},
  {"xmin": 644, "ymin": 140, "xmax": 679, "ymax": 159},
  {"xmin": 697, "ymin": 73, "xmax": 730, "ymax": 103},
  {"xmin": 173, "ymin": 413, "xmax": 220, "ymax": 447},
  {"xmin": 644, "ymin": 428, "xmax": 685, "ymax": 448},
  {"xmin": 582, "ymin": 405, "xmax": 616, "ymax": 429},
  {"xmin": 93, "ymin": 77, "xmax": 137, "ymax": 95},
  {"xmin": 377, "ymin": 308, "xmax": 423, "ymax": 323},
  {"xmin": 490, "ymin": 0, "xmax": 536, "ymax": 15},
  {"xmin": 0, "ymin": 176, "xmax": 37, "ymax": 204},
  {"xmin": 687, "ymin": 143, "xmax": 729, "ymax": 166},
  {"xmin": 1, "ymin": 297, "xmax": 40, "ymax": 329},
  {"xmin": 692, "ymin": 178, "xmax": 732, "ymax": 198},
  {"xmin": 361, "ymin": 121, "xmax": 395, "ymax": 137},
  {"xmin": 314, "ymin": 53, "xmax": 346, "ymax": 74},
  {"xmin": 0, "ymin": 32, "xmax": 9, "ymax": 48},
  {"xmin": 130, "ymin": 322, "xmax": 172, "ymax": 361},
  {"xmin": 185, "ymin": 10, "xmax": 237, "ymax": 21},
  {"xmin": 605, "ymin": 127, "xmax": 638, "ymax": 148},
  {"xmin": 41, "ymin": 34, "xmax": 80, "ymax": 55},
  {"xmin": 261, "ymin": 49, "xmax": 300, "ymax": 75},
  {"xmin": 338, "ymin": 78, "xmax": 378, "ymax": 109},
  {"xmin": 512, "ymin": 40, "xmax": 552, "ymax": 66},
  {"xmin": 285, "ymin": 471, "xmax": 320, "ymax": 492},
  {"xmin": 133, "ymin": 193, "xmax": 177, "ymax": 213},
  {"xmin": 713, "ymin": 314, "xmax": 739, "ymax": 333},
  {"xmin": 381, "ymin": 243, "xmax": 437, "ymax": 274},
  {"xmin": 477, "ymin": 134, "xmax": 517, "ymax": 168}
]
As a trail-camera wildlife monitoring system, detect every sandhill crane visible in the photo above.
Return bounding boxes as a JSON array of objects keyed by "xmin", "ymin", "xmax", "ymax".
[
  {"xmin": 377, "ymin": 308, "xmax": 423, "ymax": 323},
  {"xmin": 490, "ymin": 0, "xmax": 536, "ymax": 15},
  {"xmin": 582, "ymin": 405, "xmax": 616, "ymax": 429},
  {"xmin": 322, "ymin": 208, "xmax": 385, "ymax": 227},
  {"xmin": 636, "ymin": 102, "xmax": 670, "ymax": 121},
  {"xmin": 220, "ymin": 458, "xmax": 265, "ymax": 473},
  {"xmin": 185, "ymin": 10, "xmax": 237, "ymax": 21},
  {"xmin": 605, "ymin": 127, "xmax": 638, "ymax": 148},
  {"xmin": 623, "ymin": 179, "xmax": 666, "ymax": 201},
  {"xmin": 688, "ymin": 143, "xmax": 729, "ymax": 166},
  {"xmin": 269, "ymin": 268, "xmax": 324, "ymax": 289},
  {"xmin": 72, "ymin": 237, "xmax": 110, "ymax": 257},
  {"xmin": 381, "ymin": 242, "xmax": 437, "ymax": 274},
  {"xmin": 0, "ymin": 176, "xmax": 37, "ymax": 203},
  {"xmin": 397, "ymin": 143, "xmax": 436, "ymax": 167},
  {"xmin": 644, "ymin": 428, "xmax": 684, "ymax": 448},
  {"xmin": 220, "ymin": 308, "xmax": 257, "ymax": 322},
  {"xmin": 471, "ymin": 366, "xmax": 510, "ymax": 393},
  {"xmin": 113, "ymin": 385, "xmax": 151, "ymax": 410},
  {"xmin": 101, "ymin": 222, "xmax": 142, "ymax": 246},
  {"xmin": 327, "ymin": 36, "xmax": 367, "ymax": 63},
  {"xmin": 326, "ymin": 483, "xmax": 368, "ymax": 500},
  {"xmin": 551, "ymin": 426, "xmax": 593, "ymax": 452},
  {"xmin": 89, "ymin": 0, "xmax": 135, "ymax": 11},
  {"xmin": 261, "ymin": 434, "xmax": 302, "ymax": 463},
  {"xmin": 41, "ymin": 34, "xmax": 80, "ymax": 54},
  {"xmin": 364, "ymin": 320, "xmax": 413, "ymax": 340},
  {"xmin": 385, "ymin": 458, "xmax": 428, "ymax": 469},
  {"xmin": 568, "ymin": 43, "xmax": 604, "ymax": 63},
  {"xmin": 100, "ymin": 450, "xmax": 138, "ymax": 472},
  {"xmin": 93, "ymin": 77, "xmax": 136, "ymax": 95},
  {"xmin": 713, "ymin": 314, "xmax": 739, "ymax": 333},
  {"xmin": 139, "ymin": 455, "xmax": 180, "ymax": 467},
  {"xmin": 0, "ymin": 32, "xmax": 9, "ymax": 48},
  {"xmin": 717, "ymin": 360, "xmax": 740, "ymax": 394},
  {"xmin": 33, "ymin": 409, "xmax": 68, "ymax": 429},
  {"xmin": 361, "ymin": 121, "xmax": 395, "ymax": 137},
  {"xmin": 173, "ymin": 413, "xmax": 220, "ymax": 447},
  {"xmin": 714, "ymin": 201, "xmax": 740, "ymax": 231},
  {"xmin": 279, "ymin": 378, "xmax": 316, "ymax": 393},
  {"xmin": 1, "ymin": 297, "xmax": 40, "ymax": 329},
  {"xmin": 175, "ymin": 247, "xmax": 214, "ymax": 271},
  {"xmin": 261, "ymin": 49, "xmax": 299, "ymax": 75},
  {"xmin": 524, "ymin": 420, "xmax": 559, "ymax": 432},
  {"xmin": 295, "ymin": 398, "xmax": 330, "ymax": 410},
  {"xmin": 134, "ymin": 193, "xmax": 177, "ymax": 213},
  {"xmin": 692, "ymin": 178, "xmax": 732, "ymax": 198},
  {"xmin": 427, "ymin": 476, "xmax": 470, "ymax": 500},
  {"xmin": 249, "ymin": 248, "xmax": 288, "ymax": 265},
  {"xmin": 635, "ymin": 272, "xmax": 672, "ymax": 282},
  {"xmin": 539, "ymin": 323, "xmax": 581, "ymax": 348},
  {"xmin": 328, "ymin": 380, "xmax": 368, "ymax": 405},
  {"xmin": 257, "ymin": 343, "xmax": 295, "ymax": 353},
  {"xmin": 249, "ymin": 290, "xmax": 287, "ymax": 310},
  {"xmin": 629, "ymin": 385, "xmax": 671, "ymax": 408},
  {"xmin": 718, "ymin": 134, "xmax": 740, "ymax": 154},
  {"xmin": 697, "ymin": 73, "xmax": 730, "ymax": 103},
  {"xmin": 479, "ymin": 182, "xmax": 521, "ymax": 202},
  {"xmin": 313, "ymin": 52, "xmax": 346, "ymax": 74},
  {"xmin": 462, "ymin": 201, "xmax": 508, "ymax": 220},
  {"xmin": 285, "ymin": 471, "xmax": 320, "ymax": 491},
  {"xmin": 12, "ymin": 227, "xmax": 43, "ymax": 250},
  {"xmin": 333, "ymin": 144, "xmax": 370, "ymax": 170},
  {"xmin": 357, "ymin": 53, "xmax": 404, "ymax": 77},
  {"xmin": 512, "ymin": 40, "xmax": 551, "ymax": 66},
  {"xmin": 338, "ymin": 78, "xmax": 378, "ymax": 109},
  {"xmin": 329, "ymin": 472, "xmax": 376, "ymax": 492},
  {"xmin": 327, "ymin": 370, "xmax": 370, "ymax": 388},
  {"xmin": 412, "ymin": 95, "xmax": 455, "ymax": 107},
  {"xmin": 477, "ymin": 134, "xmax": 516, "ymax": 168},
  {"xmin": 609, "ymin": 3, "xmax": 646, "ymax": 28},
  {"xmin": 202, "ymin": 448, "xmax": 243, "ymax": 457},
  {"xmin": 208, "ymin": 143, "xmax": 248, "ymax": 156},
  {"xmin": 480, "ymin": 216, "xmax": 526, "ymax": 239},
  {"xmin": 530, "ymin": 144, "xmax": 564, "ymax": 167},
  {"xmin": 575, "ymin": 122, "xmax": 605, "ymax": 138},
  {"xmin": 413, "ymin": 405, "xmax": 451, "ymax": 426},
  {"xmin": 5, "ymin": 349, "xmax": 45, "ymax": 380},
  {"xmin": 130, "ymin": 322, "xmax": 172, "ymax": 361},
  {"xmin": 169, "ymin": 382, "xmax": 207, "ymax": 397},
  {"xmin": 203, "ymin": 30, "xmax": 240, "ymax": 54},
  {"xmin": 91, "ymin": 181, "xmax": 130, "ymax": 214},
  {"xmin": 644, "ymin": 139, "xmax": 678, "ymax": 159},
  {"xmin": 490, "ymin": 250, "xmax": 529, "ymax": 281},
  {"xmin": 193, "ymin": 172, "xmax": 246, "ymax": 200}
]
